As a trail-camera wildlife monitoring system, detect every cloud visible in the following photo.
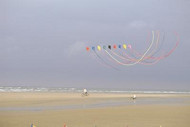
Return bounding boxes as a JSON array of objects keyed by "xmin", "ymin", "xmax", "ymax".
[
  {"xmin": 128, "ymin": 20, "xmax": 148, "ymax": 28},
  {"xmin": 128, "ymin": 20, "xmax": 156, "ymax": 29},
  {"xmin": 65, "ymin": 41, "xmax": 86, "ymax": 57}
]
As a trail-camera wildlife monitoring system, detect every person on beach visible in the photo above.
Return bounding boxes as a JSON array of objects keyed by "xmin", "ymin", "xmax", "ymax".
[
  {"xmin": 84, "ymin": 88, "xmax": 88, "ymax": 95},
  {"xmin": 63, "ymin": 123, "xmax": 67, "ymax": 127},
  {"xmin": 31, "ymin": 123, "xmax": 36, "ymax": 127},
  {"xmin": 82, "ymin": 88, "xmax": 89, "ymax": 96},
  {"xmin": 132, "ymin": 94, "xmax": 136, "ymax": 100}
]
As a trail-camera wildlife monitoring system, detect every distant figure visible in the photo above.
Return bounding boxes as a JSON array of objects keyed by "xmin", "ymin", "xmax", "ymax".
[
  {"xmin": 84, "ymin": 89, "xmax": 87, "ymax": 94},
  {"xmin": 132, "ymin": 94, "xmax": 136, "ymax": 100},
  {"xmin": 31, "ymin": 124, "xmax": 36, "ymax": 127},
  {"xmin": 82, "ymin": 88, "xmax": 89, "ymax": 96},
  {"xmin": 63, "ymin": 123, "xmax": 67, "ymax": 127}
]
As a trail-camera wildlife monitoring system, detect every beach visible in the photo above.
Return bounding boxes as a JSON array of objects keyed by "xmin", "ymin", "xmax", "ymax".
[{"xmin": 0, "ymin": 92, "xmax": 190, "ymax": 127}]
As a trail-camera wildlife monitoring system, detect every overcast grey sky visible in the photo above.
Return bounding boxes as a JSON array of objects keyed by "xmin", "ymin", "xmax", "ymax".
[{"xmin": 1, "ymin": 0, "xmax": 190, "ymax": 90}]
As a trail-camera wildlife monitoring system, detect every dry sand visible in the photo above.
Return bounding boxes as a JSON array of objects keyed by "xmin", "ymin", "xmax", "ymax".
[{"xmin": 0, "ymin": 92, "xmax": 190, "ymax": 127}]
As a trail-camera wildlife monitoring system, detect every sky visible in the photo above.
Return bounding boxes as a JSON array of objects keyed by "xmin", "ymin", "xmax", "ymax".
[{"xmin": 0, "ymin": 0, "xmax": 190, "ymax": 90}]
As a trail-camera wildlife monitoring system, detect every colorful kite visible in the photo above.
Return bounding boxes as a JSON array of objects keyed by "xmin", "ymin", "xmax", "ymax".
[{"xmin": 85, "ymin": 31, "xmax": 179, "ymax": 68}]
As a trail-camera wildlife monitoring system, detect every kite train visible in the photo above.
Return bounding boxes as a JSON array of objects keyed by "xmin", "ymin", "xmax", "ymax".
[{"xmin": 85, "ymin": 31, "xmax": 179, "ymax": 68}]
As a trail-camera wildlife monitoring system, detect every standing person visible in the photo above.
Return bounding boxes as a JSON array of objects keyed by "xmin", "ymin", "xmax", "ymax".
[{"xmin": 132, "ymin": 94, "xmax": 136, "ymax": 99}]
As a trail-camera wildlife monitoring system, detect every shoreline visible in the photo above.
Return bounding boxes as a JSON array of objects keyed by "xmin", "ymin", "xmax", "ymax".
[{"xmin": 1, "ymin": 86, "xmax": 190, "ymax": 94}]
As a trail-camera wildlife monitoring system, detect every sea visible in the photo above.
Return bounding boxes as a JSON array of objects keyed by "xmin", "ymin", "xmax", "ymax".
[{"xmin": 0, "ymin": 86, "xmax": 190, "ymax": 94}]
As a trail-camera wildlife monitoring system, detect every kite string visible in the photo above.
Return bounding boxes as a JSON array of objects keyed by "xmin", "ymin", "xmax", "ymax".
[{"xmin": 104, "ymin": 31, "xmax": 155, "ymax": 66}]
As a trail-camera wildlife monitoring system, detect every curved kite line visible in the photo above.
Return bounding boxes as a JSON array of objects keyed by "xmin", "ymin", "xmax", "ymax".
[
  {"xmin": 85, "ymin": 30, "xmax": 179, "ymax": 67},
  {"xmin": 103, "ymin": 31, "xmax": 155, "ymax": 66}
]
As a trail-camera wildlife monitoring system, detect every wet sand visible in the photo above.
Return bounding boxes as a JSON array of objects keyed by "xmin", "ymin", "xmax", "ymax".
[{"xmin": 0, "ymin": 93, "xmax": 190, "ymax": 127}]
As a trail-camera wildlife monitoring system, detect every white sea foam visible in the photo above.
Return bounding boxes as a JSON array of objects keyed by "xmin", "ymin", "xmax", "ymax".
[{"xmin": 0, "ymin": 86, "xmax": 189, "ymax": 94}]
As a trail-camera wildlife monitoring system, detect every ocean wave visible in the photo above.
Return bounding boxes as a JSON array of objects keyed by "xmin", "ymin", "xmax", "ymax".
[{"xmin": 0, "ymin": 86, "xmax": 189, "ymax": 94}]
